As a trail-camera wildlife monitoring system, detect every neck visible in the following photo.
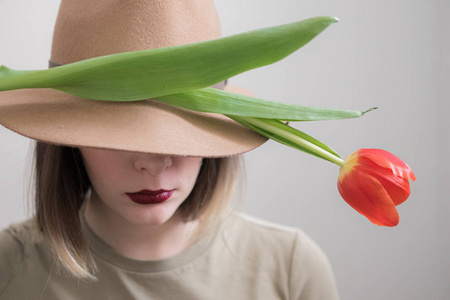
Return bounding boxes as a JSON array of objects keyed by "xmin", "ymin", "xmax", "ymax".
[{"xmin": 84, "ymin": 192, "xmax": 199, "ymax": 261}]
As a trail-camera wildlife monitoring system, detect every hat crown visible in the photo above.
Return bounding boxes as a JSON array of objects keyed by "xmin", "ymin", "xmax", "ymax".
[
  {"xmin": 51, "ymin": 0, "xmax": 221, "ymax": 65},
  {"xmin": 0, "ymin": 0, "xmax": 266, "ymax": 156}
]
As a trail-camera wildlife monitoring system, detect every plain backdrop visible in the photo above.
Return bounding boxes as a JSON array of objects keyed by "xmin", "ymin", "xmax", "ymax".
[{"xmin": 0, "ymin": 1, "xmax": 448, "ymax": 299}]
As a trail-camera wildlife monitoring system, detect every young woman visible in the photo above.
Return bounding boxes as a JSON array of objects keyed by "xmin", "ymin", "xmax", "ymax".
[{"xmin": 0, "ymin": 0, "xmax": 339, "ymax": 299}]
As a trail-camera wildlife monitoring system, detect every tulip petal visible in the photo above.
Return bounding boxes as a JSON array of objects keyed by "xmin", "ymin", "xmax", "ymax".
[
  {"xmin": 357, "ymin": 149, "xmax": 416, "ymax": 181},
  {"xmin": 358, "ymin": 165, "xmax": 411, "ymax": 206},
  {"xmin": 338, "ymin": 169, "xmax": 399, "ymax": 226}
]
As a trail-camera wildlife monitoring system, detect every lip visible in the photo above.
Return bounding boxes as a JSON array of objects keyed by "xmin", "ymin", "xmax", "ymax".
[{"xmin": 126, "ymin": 189, "xmax": 174, "ymax": 205}]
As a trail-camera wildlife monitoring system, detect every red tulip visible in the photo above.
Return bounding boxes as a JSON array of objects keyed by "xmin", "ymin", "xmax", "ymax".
[
  {"xmin": 229, "ymin": 117, "xmax": 416, "ymax": 227},
  {"xmin": 337, "ymin": 149, "xmax": 416, "ymax": 226}
]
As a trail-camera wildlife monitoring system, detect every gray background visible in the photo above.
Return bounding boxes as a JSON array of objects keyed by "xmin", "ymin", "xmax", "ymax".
[{"xmin": 0, "ymin": 0, "xmax": 448, "ymax": 299}]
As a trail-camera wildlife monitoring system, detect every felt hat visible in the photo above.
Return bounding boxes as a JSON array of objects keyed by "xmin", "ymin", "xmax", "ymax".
[{"xmin": 0, "ymin": 0, "xmax": 266, "ymax": 157}]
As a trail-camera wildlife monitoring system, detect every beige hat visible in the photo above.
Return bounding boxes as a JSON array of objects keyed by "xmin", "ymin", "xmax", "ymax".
[{"xmin": 0, "ymin": 0, "xmax": 266, "ymax": 157}]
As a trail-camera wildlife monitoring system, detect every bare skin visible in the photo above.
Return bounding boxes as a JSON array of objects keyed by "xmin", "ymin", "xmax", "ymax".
[{"xmin": 80, "ymin": 148, "xmax": 202, "ymax": 261}]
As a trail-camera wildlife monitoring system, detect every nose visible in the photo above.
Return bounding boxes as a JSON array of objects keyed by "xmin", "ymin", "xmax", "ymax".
[{"xmin": 133, "ymin": 153, "xmax": 172, "ymax": 176}]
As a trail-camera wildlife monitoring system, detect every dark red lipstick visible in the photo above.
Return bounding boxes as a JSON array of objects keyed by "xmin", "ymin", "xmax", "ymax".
[{"xmin": 126, "ymin": 189, "xmax": 174, "ymax": 204}]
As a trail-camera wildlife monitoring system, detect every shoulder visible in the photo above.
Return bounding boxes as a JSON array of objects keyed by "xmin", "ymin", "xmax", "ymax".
[
  {"xmin": 0, "ymin": 219, "xmax": 35, "ymax": 263},
  {"xmin": 222, "ymin": 214, "xmax": 339, "ymax": 300},
  {"xmin": 1, "ymin": 218, "xmax": 36, "ymax": 241},
  {"xmin": 0, "ymin": 219, "xmax": 35, "ymax": 293},
  {"xmin": 223, "ymin": 213, "xmax": 319, "ymax": 257}
]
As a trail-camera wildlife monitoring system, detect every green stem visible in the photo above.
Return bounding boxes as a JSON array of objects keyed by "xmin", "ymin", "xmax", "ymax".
[
  {"xmin": 281, "ymin": 131, "xmax": 346, "ymax": 167},
  {"xmin": 230, "ymin": 116, "xmax": 346, "ymax": 167}
]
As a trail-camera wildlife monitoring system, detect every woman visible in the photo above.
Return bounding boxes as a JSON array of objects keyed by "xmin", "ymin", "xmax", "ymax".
[{"xmin": 0, "ymin": 0, "xmax": 339, "ymax": 299}]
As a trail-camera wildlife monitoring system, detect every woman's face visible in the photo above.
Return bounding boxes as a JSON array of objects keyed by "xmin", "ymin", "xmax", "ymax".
[{"xmin": 79, "ymin": 147, "xmax": 203, "ymax": 226}]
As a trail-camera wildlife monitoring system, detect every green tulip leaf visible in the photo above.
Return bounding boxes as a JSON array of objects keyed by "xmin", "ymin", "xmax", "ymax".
[
  {"xmin": 0, "ymin": 16, "xmax": 337, "ymax": 101},
  {"xmin": 156, "ymin": 87, "xmax": 374, "ymax": 121}
]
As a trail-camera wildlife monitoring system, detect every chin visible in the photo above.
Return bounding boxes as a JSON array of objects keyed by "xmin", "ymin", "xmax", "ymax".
[{"xmin": 123, "ymin": 204, "xmax": 180, "ymax": 226}]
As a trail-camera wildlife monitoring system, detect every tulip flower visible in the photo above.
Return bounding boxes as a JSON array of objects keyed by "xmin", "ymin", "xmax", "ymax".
[
  {"xmin": 228, "ymin": 117, "xmax": 416, "ymax": 227},
  {"xmin": 337, "ymin": 149, "xmax": 416, "ymax": 226}
]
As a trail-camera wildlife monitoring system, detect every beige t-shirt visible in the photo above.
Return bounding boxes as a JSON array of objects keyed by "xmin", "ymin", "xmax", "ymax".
[{"xmin": 0, "ymin": 214, "xmax": 339, "ymax": 300}]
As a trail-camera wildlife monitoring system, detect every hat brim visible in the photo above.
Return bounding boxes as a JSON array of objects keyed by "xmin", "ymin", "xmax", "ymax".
[{"xmin": 0, "ymin": 88, "xmax": 266, "ymax": 157}]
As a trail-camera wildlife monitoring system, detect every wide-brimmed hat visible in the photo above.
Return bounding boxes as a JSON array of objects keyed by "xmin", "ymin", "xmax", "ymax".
[{"xmin": 0, "ymin": 0, "xmax": 266, "ymax": 157}]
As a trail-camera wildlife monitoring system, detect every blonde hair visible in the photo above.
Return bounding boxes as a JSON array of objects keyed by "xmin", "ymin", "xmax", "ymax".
[{"xmin": 33, "ymin": 142, "xmax": 244, "ymax": 280}]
